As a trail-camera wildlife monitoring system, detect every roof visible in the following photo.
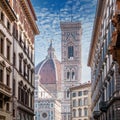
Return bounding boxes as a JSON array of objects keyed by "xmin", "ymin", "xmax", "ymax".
[
  {"xmin": 70, "ymin": 82, "xmax": 91, "ymax": 91},
  {"xmin": 35, "ymin": 42, "xmax": 61, "ymax": 84}
]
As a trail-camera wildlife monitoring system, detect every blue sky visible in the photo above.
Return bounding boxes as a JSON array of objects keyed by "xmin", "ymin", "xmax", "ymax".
[{"xmin": 31, "ymin": 0, "xmax": 97, "ymax": 83}]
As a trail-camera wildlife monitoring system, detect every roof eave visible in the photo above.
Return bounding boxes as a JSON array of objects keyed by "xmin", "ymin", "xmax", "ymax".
[
  {"xmin": 0, "ymin": 0, "xmax": 17, "ymax": 22},
  {"xmin": 20, "ymin": 0, "xmax": 40, "ymax": 35},
  {"xmin": 87, "ymin": 0, "xmax": 103, "ymax": 66}
]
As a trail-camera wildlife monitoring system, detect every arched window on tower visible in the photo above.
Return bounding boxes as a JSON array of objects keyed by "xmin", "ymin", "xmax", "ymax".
[
  {"xmin": 68, "ymin": 46, "xmax": 74, "ymax": 59},
  {"xmin": 72, "ymin": 71, "xmax": 75, "ymax": 80},
  {"xmin": 67, "ymin": 71, "xmax": 70, "ymax": 79}
]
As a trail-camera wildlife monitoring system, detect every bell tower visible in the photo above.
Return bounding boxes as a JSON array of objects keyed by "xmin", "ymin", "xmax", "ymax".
[{"xmin": 60, "ymin": 22, "xmax": 82, "ymax": 120}]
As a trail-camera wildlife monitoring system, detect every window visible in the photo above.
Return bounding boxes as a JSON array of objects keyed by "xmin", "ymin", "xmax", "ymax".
[
  {"xmin": 78, "ymin": 108, "xmax": 82, "ymax": 117},
  {"xmin": 30, "ymin": 94, "xmax": 33, "ymax": 108},
  {"xmin": 83, "ymin": 90, "xmax": 88, "ymax": 95},
  {"xmin": 84, "ymin": 97, "xmax": 88, "ymax": 105},
  {"xmin": 21, "ymin": 89, "xmax": 24, "ymax": 103},
  {"xmin": 78, "ymin": 99, "xmax": 82, "ymax": 106},
  {"xmin": 31, "ymin": 70, "xmax": 33, "ymax": 84},
  {"xmin": 51, "ymin": 103, "xmax": 53, "ymax": 107},
  {"xmin": 13, "ymin": 79, "xmax": 16, "ymax": 96},
  {"xmin": 6, "ymin": 72, "xmax": 10, "ymax": 87},
  {"xmin": 0, "ymin": 67, "xmax": 3, "ymax": 82},
  {"xmin": 25, "ymin": 92, "xmax": 28, "ymax": 105},
  {"xmin": 13, "ymin": 52, "xmax": 16, "ymax": 66},
  {"xmin": 7, "ymin": 45, "xmax": 10, "ymax": 59},
  {"xmin": 7, "ymin": 20, "xmax": 10, "ymax": 30},
  {"xmin": 31, "ymin": 50, "xmax": 33, "ymax": 61},
  {"xmin": 28, "ymin": 46, "xmax": 29, "ymax": 56},
  {"xmin": 68, "ymin": 46, "xmax": 74, "ymax": 58},
  {"xmin": 23, "ymin": 62, "xmax": 26, "ymax": 77},
  {"xmin": 1, "ymin": 12, "xmax": 4, "ymax": 22},
  {"xmin": 27, "ymin": 93, "xmax": 29, "ymax": 106},
  {"xmin": 0, "ymin": 100, "xmax": 3, "ymax": 108},
  {"xmin": 78, "ymin": 91, "xmax": 82, "ymax": 96},
  {"xmin": 24, "ymin": 40, "xmax": 26, "ymax": 52},
  {"xmin": 6, "ymin": 103, "xmax": 9, "ymax": 111},
  {"xmin": 67, "ymin": 90, "xmax": 70, "ymax": 98},
  {"xmin": 72, "ymin": 71, "xmax": 75, "ymax": 79},
  {"xmin": 67, "ymin": 71, "xmax": 70, "ymax": 79},
  {"xmin": 73, "ymin": 92, "xmax": 76, "ymax": 97},
  {"xmin": 73, "ymin": 109, "xmax": 76, "ymax": 117},
  {"xmin": 19, "ymin": 34, "xmax": 22, "ymax": 44},
  {"xmin": 13, "ymin": 109, "xmax": 15, "ymax": 117},
  {"xmin": 19, "ymin": 57, "xmax": 22, "ymax": 73},
  {"xmin": 84, "ymin": 108, "xmax": 88, "ymax": 116},
  {"xmin": 6, "ymin": 41, "xmax": 11, "ymax": 61},
  {"xmin": 27, "ymin": 66, "xmax": 29, "ymax": 80},
  {"xmin": 73, "ymin": 100, "xmax": 76, "ymax": 107},
  {"xmin": 13, "ymin": 23, "xmax": 18, "ymax": 39},
  {"xmin": 18, "ymin": 87, "xmax": 20, "ymax": 100},
  {"xmin": 0, "ymin": 37, "xmax": 4, "ymax": 54}
]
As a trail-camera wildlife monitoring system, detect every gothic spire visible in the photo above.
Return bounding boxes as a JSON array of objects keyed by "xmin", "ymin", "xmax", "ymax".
[{"xmin": 47, "ymin": 40, "xmax": 56, "ymax": 58}]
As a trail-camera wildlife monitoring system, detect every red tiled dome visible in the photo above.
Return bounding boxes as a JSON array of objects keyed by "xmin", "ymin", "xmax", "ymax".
[
  {"xmin": 36, "ymin": 58, "xmax": 61, "ymax": 84},
  {"xmin": 35, "ymin": 42, "xmax": 61, "ymax": 85}
]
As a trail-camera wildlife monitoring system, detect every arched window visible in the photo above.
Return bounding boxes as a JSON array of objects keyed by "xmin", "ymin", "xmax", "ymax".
[
  {"xmin": 67, "ymin": 71, "xmax": 70, "ymax": 79},
  {"xmin": 78, "ymin": 108, "xmax": 82, "ymax": 117},
  {"xmin": 73, "ymin": 109, "xmax": 76, "ymax": 117},
  {"xmin": 72, "ymin": 71, "xmax": 75, "ymax": 79},
  {"xmin": 68, "ymin": 46, "xmax": 74, "ymax": 58}
]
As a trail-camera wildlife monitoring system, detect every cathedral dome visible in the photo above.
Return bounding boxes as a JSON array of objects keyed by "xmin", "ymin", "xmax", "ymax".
[{"xmin": 35, "ymin": 41, "xmax": 61, "ymax": 85}]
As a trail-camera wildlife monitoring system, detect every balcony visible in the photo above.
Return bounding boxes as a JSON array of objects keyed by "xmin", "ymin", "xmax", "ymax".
[
  {"xmin": 0, "ymin": 82, "xmax": 11, "ymax": 96},
  {"xmin": 99, "ymin": 101, "xmax": 108, "ymax": 112},
  {"xmin": 93, "ymin": 111, "xmax": 101, "ymax": 119}
]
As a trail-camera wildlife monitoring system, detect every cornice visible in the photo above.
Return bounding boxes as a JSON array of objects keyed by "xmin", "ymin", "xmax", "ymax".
[
  {"xmin": 0, "ymin": 0, "xmax": 17, "ymax": 22},
  {"xmin": 19, "ymin": 0, "xmax": 39, "ymax": 35}
]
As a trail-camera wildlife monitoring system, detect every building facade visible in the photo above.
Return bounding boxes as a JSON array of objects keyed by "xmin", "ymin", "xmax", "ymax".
[
  {"xmin": 0, "ymin": 0, "xmax": 39, "ymax": 120},
  {"xmin": 70, "ymin": 82, "xmax": 91, "ymax": 120},
  {"xmin": 0, "ymin": 0, "xmax": 16, "ymax": 119},
  {"xmin": 88, "ymin": 0, "xmax": 120, "ymax": 119},
  {"xmin": 12, "ymin": 0, "xmax": 39, "ymax": 119},
  {"xmin": 60, "ymin": 22, "xmax": 82, "ymax": 120}
]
